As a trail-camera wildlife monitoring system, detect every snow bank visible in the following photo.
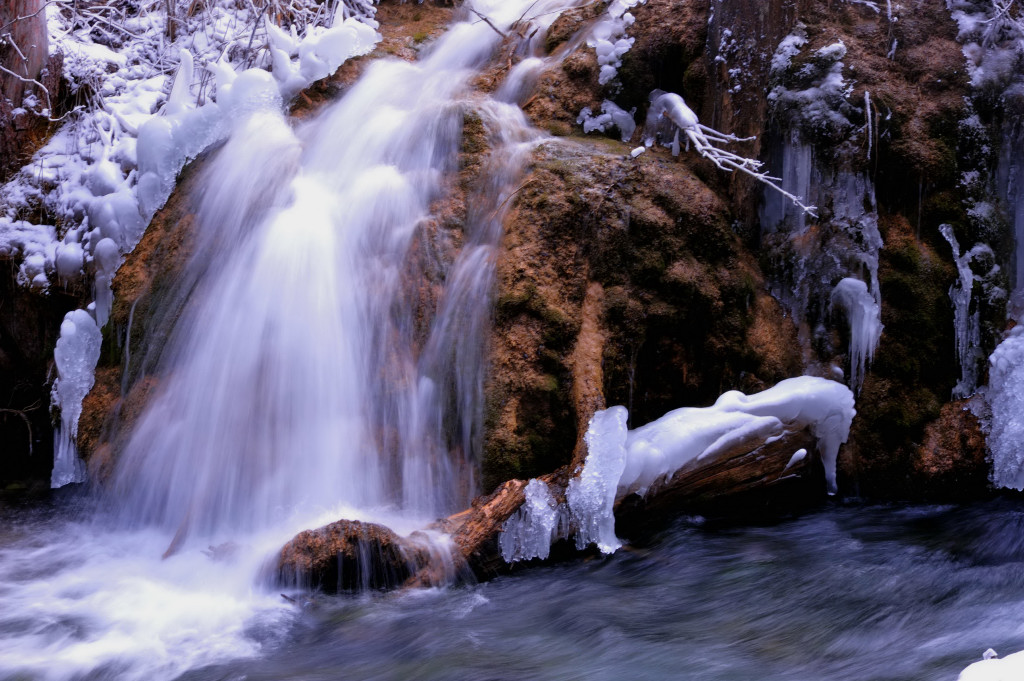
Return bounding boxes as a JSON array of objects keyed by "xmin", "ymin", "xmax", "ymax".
[
  {"xmin": 562, "ymin": 376, "xmax": 855, "ymax": 555},
  {"xmin": 960, "ymin": 649, "xmax": 1024, "ymax": 681},
  {"xmin": 0, "ymin": 1, "xmax": 381, "ymax": 487}
]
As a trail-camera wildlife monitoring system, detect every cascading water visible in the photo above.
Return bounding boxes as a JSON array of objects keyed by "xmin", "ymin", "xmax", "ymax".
[{"xmin": 0, "ymin": 2, "xmax": 585, "ymax": 678}]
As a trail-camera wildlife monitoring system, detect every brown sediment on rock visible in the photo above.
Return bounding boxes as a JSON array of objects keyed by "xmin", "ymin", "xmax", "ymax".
[
  {"xmin": 839, "ymin": 214, "xmax": 961, "ymax": 498},
  {"xmin": 912, "ymin": 400, "xmax": 991, "ymax": 500},
  {"xmin": 568, "ymin": 281, "xmax": 606, "ymax": 468}
]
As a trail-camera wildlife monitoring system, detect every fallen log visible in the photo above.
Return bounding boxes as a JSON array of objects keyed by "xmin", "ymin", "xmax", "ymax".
[{"xmin": 275, "ymin": 425, "xmax": 823, "ymax": 591}]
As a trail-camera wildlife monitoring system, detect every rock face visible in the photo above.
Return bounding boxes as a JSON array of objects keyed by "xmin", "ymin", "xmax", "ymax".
[
  {"xmin": 69, "ymin": 0, "xmax": 999, "ymax": 531},
  {"xmin": 912, "ymin": 400, "xmax": 990, "ymax": 500},
  {"xmin": 480, "ymin": 0, "xmax": 999, "ymax": 502},
  {"xmin": 483, "ymin": 139, "xmax": 802, "ymax": 491}
]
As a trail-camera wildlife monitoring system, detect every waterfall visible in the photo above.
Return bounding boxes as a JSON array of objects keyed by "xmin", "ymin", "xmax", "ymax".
[
  {"xmin": 107, "ymin": 2, "xmax": 568, "ymax": 544},
  {"xmin": 0, "ymin": 3, "xmax": 589, "ymax": 679}
]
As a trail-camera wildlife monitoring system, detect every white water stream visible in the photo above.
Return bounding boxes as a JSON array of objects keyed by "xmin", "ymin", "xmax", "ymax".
[{"xmin": 0, "ymin": 2, "xmax": 585, "ymax": 679}]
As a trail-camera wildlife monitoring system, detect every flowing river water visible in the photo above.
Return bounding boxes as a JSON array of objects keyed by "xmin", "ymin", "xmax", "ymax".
[{"xmin": 2, "ymin": 495, "xmax": 1024, "ymax": 680}]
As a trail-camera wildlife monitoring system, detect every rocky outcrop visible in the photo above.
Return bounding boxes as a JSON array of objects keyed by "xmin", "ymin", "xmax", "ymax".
[{"xmin": 482, "ymin": 135, "xmax": 802, "ymax": 491}]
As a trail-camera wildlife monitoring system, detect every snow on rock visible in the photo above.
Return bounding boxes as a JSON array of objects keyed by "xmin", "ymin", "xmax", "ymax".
[
  {"xmin": 959, "ymin": 649, "xmax": 1024, "ymax": 681},
  {"xmin": 50, "ymin": 309, "xmax": 103, "ymax": 487},
  {"xmin": 500, "ymin": 479, "xmax": 568, "ymax": 562},
  {"xmin": 621, "ymin": 376, "xmax": 855, "ymax": 497},
  {"xmin": 577, "ymin": 100, "xmax": 637, "ymax": 142},
  {"xmin": 768, "ymin": 38, "xmax": 855, "ymax": 138},
  {"xmin": 567, "ymin": 406, "xmax": 629, "ymax": 554},
  {"xmin": 587, "ymin": 0, "xmax": 646, "ymax": 86},
  {"xmin": 562, "ymin": 377, "xmax": 856, "ymax": 556},
  {"xmin": 830, "ymin": 277, "xmax": 883, "ymax": 394}
]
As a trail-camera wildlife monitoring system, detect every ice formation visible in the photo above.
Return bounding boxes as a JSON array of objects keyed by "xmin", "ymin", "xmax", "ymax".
[
  {"xmin": 500, "ymin": 479, "xmax": 568, "ymax": 562},
  {"xmin": 567, "ymin": 406, "xmax": 629, "ymax": 554},
  {"xmin": 0, "ymin": 2, "xmax": 381, "ymax": 487},
  {"xmin": 941, "ymin": 224, "xmax": 997, "ymax": 398},
  {"xmin": 830, "ymin": 277, "xmax": 883, "ymax": 393},
  {"xmin": 587, "ymin": 0, "xmax": 646, "ymax": 85},
  {"xmin": 987, "ymin": 325, "xmax": 1024, "ymax": 489},
  {"xmin": 50, "ymin": 309, "xmax": 103, "ymax": 487},
  {"xmin": 560, "ymin": 377, "xmax": 856, "ymax": 557},
  {"xmin": 577, "ymin": 100, "xmax": 637, "ymax": 142}
]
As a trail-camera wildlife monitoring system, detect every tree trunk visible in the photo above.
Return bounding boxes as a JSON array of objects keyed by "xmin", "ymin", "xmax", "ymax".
[{"xmin": 0, "ymin": 0, "xmax": 49, "ymax": 108}]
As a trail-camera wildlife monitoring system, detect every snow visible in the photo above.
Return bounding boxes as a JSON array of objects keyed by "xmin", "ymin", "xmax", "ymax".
[
  {"xmin": 587, "ymin": 0, "xmax": 646, "ymax": 86},
  {"xmin": 50, "ymin": 309, "xmax": 103, "ymax": 487},
  {"xmin": 576, "ymin": 100, "xmax": 637, "ymax": 142},
  {"xmin": 960, "ymin": 649, "xmax": 1024, "ymax": 681},
  {"xmin": 768, "ymin": 39, "xmax": 855, "ymax": 137},
  {"xmin": 622, "ymin": 376, "xmax": 855, "ymax": 496},
  {"xmin": 0, "ymin": 0, "xmax": 382, "ymax": 487},
  {"xmin": 783, "ymin": 448, "xmax": 808, "ymax": 471},
  {"xmin": 770, "ymin": 27, "xmax": 808, "ymax": 76},
  {"xmin": 831, "ymin": 277, "xmax": 883, "ymax": 394},
  {"xmin": 500, "ymin": 479, "xmax": 568, "ymax": 562},
  {"xmin": 560, "ymin": 376, "xmax": 856, "ymax": 558}
]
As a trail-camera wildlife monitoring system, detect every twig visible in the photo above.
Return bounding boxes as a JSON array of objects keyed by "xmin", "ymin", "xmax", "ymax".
[
  {"xmin": 0, "ymin": 407, "xmax": 36, "ymax": 456},
  {"xmin": 0, "ymin": 63, "xmax": 52, "ymax": 112},
  {"xmin": 469, "ymin": 9, "xmax": 507, "ymax": 39}
]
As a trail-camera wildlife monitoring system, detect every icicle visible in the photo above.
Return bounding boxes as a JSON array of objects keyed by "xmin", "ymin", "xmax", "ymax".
[
  {"xmin": 830, "ymin": 278, "xmax": 883, "ymax": 393},
  {"xmin": 864, "ymin": 90, "xmax": 872, "ymax": 161}
]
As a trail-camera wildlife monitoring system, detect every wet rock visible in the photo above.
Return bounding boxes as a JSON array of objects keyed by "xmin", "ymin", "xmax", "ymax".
[{"xmin": 277, "ymin": 519, "xmax": 431, "ymax": 593}]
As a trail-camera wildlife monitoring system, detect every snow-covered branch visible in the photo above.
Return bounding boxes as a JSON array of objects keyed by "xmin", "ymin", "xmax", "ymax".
[{"xmin": 644, "ymin": 90, "xmax": 818, "ymax": 217}]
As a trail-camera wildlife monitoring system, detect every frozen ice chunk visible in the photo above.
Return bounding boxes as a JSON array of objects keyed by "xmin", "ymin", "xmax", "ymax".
[
  {"xmin": 51, "ymin": 309, "xmax": 103, "ymax": 487},
  {"xmin": 988, "ymin": 326, "xmax": 1024, "ymax": 490},
  {"xmin": 567, "ymin": 406, "xmax": 628, "ymax": 554},
  {"xmin": 577, "ymin": 100, "xmax": 637, "ymax": 142},
  {"xmin": 500, "ymin": 479, "xmax": 567, "ymax": 562}
]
